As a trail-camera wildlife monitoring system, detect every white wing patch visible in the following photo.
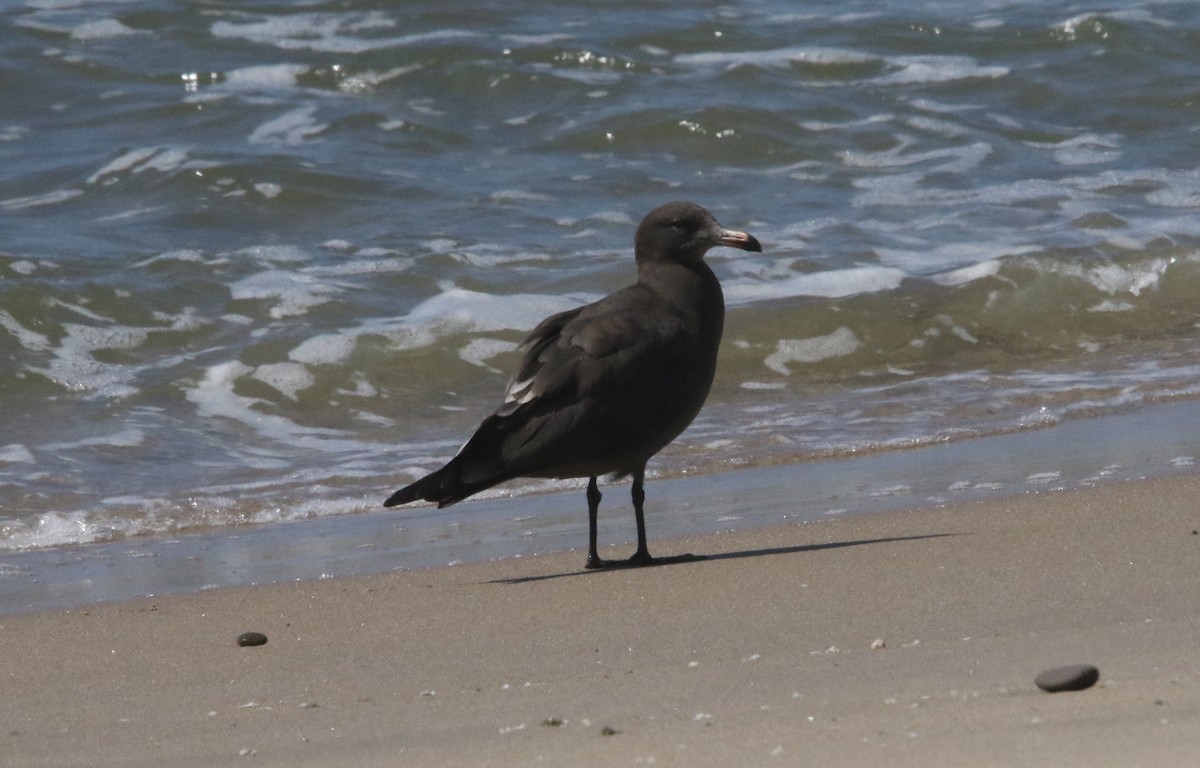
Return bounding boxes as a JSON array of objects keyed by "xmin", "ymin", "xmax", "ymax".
[{"xmin": 505, "ymin": 376, "xmax": 537, "ymax": 404}]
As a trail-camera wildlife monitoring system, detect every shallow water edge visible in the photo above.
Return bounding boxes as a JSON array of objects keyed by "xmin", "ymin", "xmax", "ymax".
[{"xmin": 2, "ymin": 396, "xmax": 1197, "ymax": 615}]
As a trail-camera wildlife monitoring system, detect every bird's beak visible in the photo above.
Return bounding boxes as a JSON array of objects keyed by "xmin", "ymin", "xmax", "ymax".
[{"xmin": 719, "ymin": 228, "xmax": 763, "ymax": 253}]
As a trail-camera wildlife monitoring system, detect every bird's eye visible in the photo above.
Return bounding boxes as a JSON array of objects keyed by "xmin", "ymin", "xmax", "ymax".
[{"xmin": 670, "ymin": 218, "xmax": 687, "ymax": 231}]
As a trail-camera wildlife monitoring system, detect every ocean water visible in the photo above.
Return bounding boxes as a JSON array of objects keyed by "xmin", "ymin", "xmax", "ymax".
[{"xmin": 3, "ymin": 1, "xmax": 1200, "ymax": 604}]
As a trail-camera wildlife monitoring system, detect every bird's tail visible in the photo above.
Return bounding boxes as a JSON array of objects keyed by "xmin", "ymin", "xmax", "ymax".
[
  {"xmin": 383, "ymin": 455, "xmax": 506, "ymax": 509},
  {"xmin": 384, "ymin": 413, "xmax": 523, "ymax": 509},
  {"xmin": 384, "ymin": 463, "xmax": 464, "ymax": 508}
]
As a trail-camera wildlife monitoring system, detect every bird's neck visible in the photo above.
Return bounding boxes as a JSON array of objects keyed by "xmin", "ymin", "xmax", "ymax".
[{"xmin": 638, "ymin": 259, "xmax": 725, "ymax": 343}]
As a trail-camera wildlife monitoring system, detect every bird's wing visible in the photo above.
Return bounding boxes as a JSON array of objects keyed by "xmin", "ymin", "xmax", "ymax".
[
  {"xmin": 434, "ymin": 284, "xmax": 700, "ymax": 484},
  {"xmin": 498, "ymin": 285, "xmax": 685, "ymax": 417}
]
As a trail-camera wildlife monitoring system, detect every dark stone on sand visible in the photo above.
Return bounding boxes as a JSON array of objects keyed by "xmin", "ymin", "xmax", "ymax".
[
  {"xmin": 1035, "ymin": 664, "xmax": 1099, "ymax": 692},
  {"xmin": 236, "ymin": 631, "xmax": 268, "ymax": 647}
]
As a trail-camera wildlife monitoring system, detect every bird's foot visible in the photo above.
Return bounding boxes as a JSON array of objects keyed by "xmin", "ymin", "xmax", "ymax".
[{"xmin": 585, "ymin": 552, "xmax": 704, "ymax": 569}]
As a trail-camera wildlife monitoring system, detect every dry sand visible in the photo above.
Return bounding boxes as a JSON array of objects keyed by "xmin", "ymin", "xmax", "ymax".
[{"xmin": 4, "ymin": 472, "xmax": 1200, "ymax": 767}]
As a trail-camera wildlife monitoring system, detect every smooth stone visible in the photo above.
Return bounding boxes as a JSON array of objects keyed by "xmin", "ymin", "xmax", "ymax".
[
  {"xmin": 1035, "ymin": 664, "xmax": 1099, "ymax": 692},
  {"xmin": 236, "ymin": 631, "xmax": 268, "ymax": 647}
]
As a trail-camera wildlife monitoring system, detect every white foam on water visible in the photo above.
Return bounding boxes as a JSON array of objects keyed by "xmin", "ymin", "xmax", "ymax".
[
  {"xmin": 221, "ymin": 63, "xmax": 309, "ymax": 91},
  {"xmin": 41, "ymin": 428, "xmax": 146, "ymax": 451},
  {"xmin": 878, "ymin": 242, "xmax": 1035, "ymax": 275},
  {"xmin": 1027, "ymin": 133, "xmax": 1123, "ymax": 167},
  {"xmin": 70, "ymin": 18, "xmax": 141, "ymax": 40},
  {"xmin": 337, "ymin": 374, "xmax": 379, "ymax": 398},
  {"xmin": 490, "ymin": 189, "xmax": 553, "ymax": 203},
  {"xmin": 248, "ymin": 105, "xmax": 326, "ymax": 146},
  {"xmin": 929, "ymin": 258, "xmax": 1005, "ymax": 287},
  {"xmin": 210, "ymin": 13, "xmax": 480, "ymax": 54},
  {"xmin": 48, "ymin": 297, "xmax": 112, "ymax": 322},
  {"xmin": 724, "ymin": 266, "xmax": 907, "ymax": 305},
  {"xmin": 1025, "ymin": 471, "xmax": 1062, "ymax": 485},
  {"xmin": 909, "ymin": 98, "xmax": 976, "ymax": 115},
  {"xmin": 449, "ymin": 243, "xmax": 553, "ymax": 268},
  {"xmin": 800, "ymin": 112, "xmax": 895, "ymax": 133},
  {"xmin": 404, "ymin": 286, "xmax": 595, "ymax": 332},
  {"xmin": 0, "ymin": 490, "xmax": 369, "ymax": 551},
  {"xmin": 133, "ymin": 249, "xmax": 207, "ymax": 268},
  {"xmin": 289, "ymin": 285, "xmax": 596, "ymax": 365},
  {"xmin": 338, "ymin": 65, "xmax": 423, "ymax": 93},
  {"xmin": 86, "ymin": 147, "xmax": 192, "ymax": 184},
  {"xmin": 352, "ymin": 409, "xmax": 394, "ymax": 426},
  {"xmin": 503, "ymin": 33, "xmax": 574, "ymax": 46},
  {"xmin": 675, "ymin": 45, "xmax": 879, "ymax": 69},
  {"xmin": 229, "ymin": 270, "xmax": 339, "ymax": 319},
  {"xmin": 876, "ymin": 56, "xmax": 1008, "ymax": 85},
  {"xmin": 1028, "ymin": 256, "xmax": 1172, "ymax": 296},
  {"xmin": 0, "ymin": 310, "xmax": 51, "ymax": 350},
  {"xmin": 842, "ymin": 140, "xmax": 992, "ymax": 174},
  {"xmin": 1144, "ymin": 170, "xmax": 1200, "ymax": 209},
  {"xmin": 0, "ymin": 444, "xmax": 35, "ymax": 464},
  {"xmin": 0, "ymin": 188, "xmax": 83, "ymax": 210},
  {"xmin": 577, "ymin": 210, "xmax": 636, "ymax": 226},
  {"xmin": 1088, "ymin": 299, "xmax": 1135, "ymax": 313},
  {"xmin": 740, "ymin": 381, "xmax": 786, "ymax": 390},
  {"xmin": 31, "ymin": 323, "xmax": 150, "ymax": 399},
  {"xmin": 251, "ymin": 362, "xmax": 314, "ymax": 400},
  {"xmin": 765, "ymin": 328, "xmax": 861, "ymax": 375},
  {"xmin": 289, "ymin": 332, "xmax": 363, "ymax": 367},
  {"xmin": 0, "ymin": 511, "xmax": 103, "ymax": 551},
  {"xmin": 459, "ymin": 338, "xmax": 518, "ymax": 372},
  {"xmin": 1051, "ymin": 134, "xmax": 1122, "ymax": 167},
  {"xmin": 305, "ymin": 256, "xmax": 413, "ymax": 276},
  {"xmin": 185, "ymin": 361, "xmax": 347, "ymax": 442},
  {"xmin": 936, "ymin": 315, "xmax": 978, "ymax": 344},
  {"xmin": 1051, "ymin": 10, "xmax": 1173, "ymax": 41},
  {"xmin": 85, "ymin": 147, "xmax": 154, "ymax": 182},
  {"xmin": 235, "ymin": 244, "xmax": 311, "ymax": 263},
  {"xmin": 1063, "ymin": 168, "xmax": 1164, "ymax": 193}
]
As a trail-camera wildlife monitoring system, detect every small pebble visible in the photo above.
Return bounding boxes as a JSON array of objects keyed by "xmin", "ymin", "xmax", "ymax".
[
  {"xmin": 1035, "ymin": 664, "xmax": 1100, "ymax": 693},
  {"xmin": 236, "ymin": 631, "xmax": 268, "ymax": 647}
]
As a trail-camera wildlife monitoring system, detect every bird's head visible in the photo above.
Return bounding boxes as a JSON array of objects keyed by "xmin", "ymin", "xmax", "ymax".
[{"xmin": 634, "ymin": 201, "xmax": 762, "ymax": 265}]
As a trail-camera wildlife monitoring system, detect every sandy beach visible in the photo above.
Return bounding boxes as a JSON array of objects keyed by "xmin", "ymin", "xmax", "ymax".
[{"xmin": 5, "ymin": 471, "xmax": 1200, "ymax": 767}]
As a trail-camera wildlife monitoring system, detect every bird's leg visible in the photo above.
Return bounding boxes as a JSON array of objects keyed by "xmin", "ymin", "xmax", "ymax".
[
  {"xmin": 585, "ymin": 469, "xmax": 702, "ymax": 570},
  {"xmin": 630, "ymin": 468, "xmax": 652, "ymax": 563},
  {"xmin": 625, "ymin": 468, "xmax": 700, "ymax": 567},
  {"xmin": 584, "ymin": 476, "xmax": 606, "ymax": 569}
]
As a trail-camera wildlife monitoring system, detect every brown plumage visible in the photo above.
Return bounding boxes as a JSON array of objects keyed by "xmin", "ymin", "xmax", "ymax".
[{"xmin": 384, "ymin": 201, "xmax": 762, "ymax": 568}]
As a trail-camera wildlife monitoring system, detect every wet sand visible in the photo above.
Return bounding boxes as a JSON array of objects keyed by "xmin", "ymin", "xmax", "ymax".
[{"xmin": 5, "ymin": 472, "xmax": 1200, "ymax": 767}]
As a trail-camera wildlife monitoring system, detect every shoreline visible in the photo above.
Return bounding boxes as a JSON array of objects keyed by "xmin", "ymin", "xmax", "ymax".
[
  {"xmin": 4, "ymin": 397, "xmax": 1200, "ymax": 616},
  {"xmin": 4, "ymin": 471, "xmax": 1200, "ymax": 766}
]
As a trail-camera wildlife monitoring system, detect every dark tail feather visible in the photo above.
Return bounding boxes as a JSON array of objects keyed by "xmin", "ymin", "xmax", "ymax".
[
  {"xmin": 384, "ymin": 464, "xmax": 464, "ymax": 508},
  {"xmin": 383, "ymin": 455, "xmax": 506, "ymax": 509},
  {"xmin": 385, "ymin": 415, "xmax": 520, "ymax": 509}
]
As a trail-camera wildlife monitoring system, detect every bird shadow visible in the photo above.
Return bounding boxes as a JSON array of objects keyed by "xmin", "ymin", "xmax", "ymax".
[{"xmin": 487, "ymin": 532, "xmax": 961, "ymax": 585}]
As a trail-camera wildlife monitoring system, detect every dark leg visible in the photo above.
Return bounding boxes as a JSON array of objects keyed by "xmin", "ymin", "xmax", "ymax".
[
  {"xmin": 584, "ymin": 476, "xmax": 605, "ymax": 569},
  {"xmin": 586, "ymin": 468, "xmax": 701, "ymax": 569},
  {"xmin": 630, "ymin": 468, "xmax": 651, "ymax": 562},
  {"xmin": 625, "ymin": 467, "xmax": 698, "ymax": 566}
]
